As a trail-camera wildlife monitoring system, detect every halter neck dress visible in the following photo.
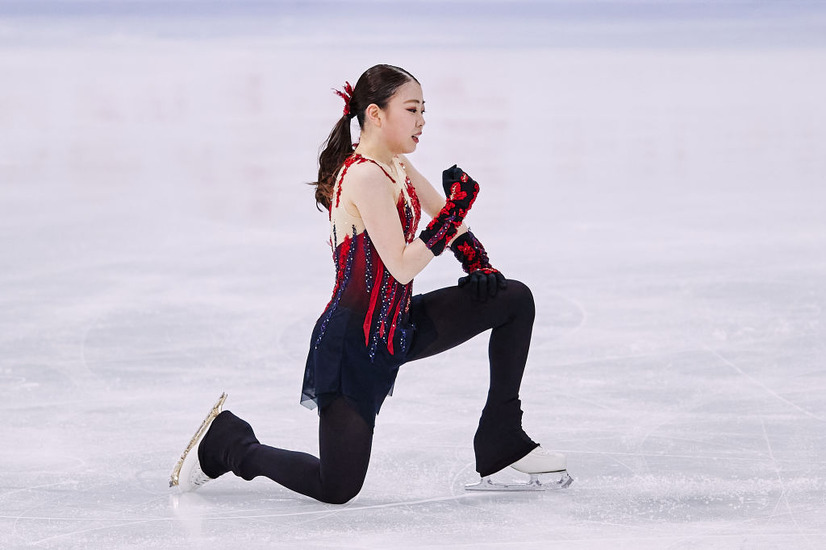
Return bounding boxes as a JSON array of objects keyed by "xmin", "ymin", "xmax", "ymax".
[{"xmin": 301, "ymin": 153, "xmax": 422, "ymax": 427}]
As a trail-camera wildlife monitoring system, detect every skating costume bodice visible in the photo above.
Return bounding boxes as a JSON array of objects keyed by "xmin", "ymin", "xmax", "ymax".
[
  {"xmin": 302, "ymin": 153, "xmax": 422, "ymax": 426},
  {"xmin": 318, "ymin": 154, "xmax": 422, "ymax": 358}
]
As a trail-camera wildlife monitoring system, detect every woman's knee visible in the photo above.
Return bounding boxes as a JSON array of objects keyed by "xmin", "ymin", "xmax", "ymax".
[
  {"xmin": 320, "ymin": 481, "xmax": 363, "ymax": 504},
  {"xmin": 504, "ymin": 279, "xmax": 535, "ymax": 320}
]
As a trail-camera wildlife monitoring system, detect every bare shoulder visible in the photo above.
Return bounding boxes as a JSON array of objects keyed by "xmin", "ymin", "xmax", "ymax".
[{"xmin": 343, "ymin": 160, "xmax": 396, "ymax": 202}]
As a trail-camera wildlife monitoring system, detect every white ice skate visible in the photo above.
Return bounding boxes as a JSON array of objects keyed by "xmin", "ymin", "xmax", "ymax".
[
  {"xmin": 465, "ymin": 446, "xmax": 573, "ymax": 491},
  {"xmin": 169, "ymin": 392, "xmax": 227, "ymax": 491}
]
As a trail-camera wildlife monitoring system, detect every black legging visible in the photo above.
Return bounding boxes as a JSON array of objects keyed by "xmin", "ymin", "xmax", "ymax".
[{"xmin": 198, "ymin": 279, "xmax": 537, "ymax": 504}]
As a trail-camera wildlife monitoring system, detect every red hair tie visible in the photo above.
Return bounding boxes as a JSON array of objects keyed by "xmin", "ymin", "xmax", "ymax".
[{"xmin": 333, "ymin": 81, "xmax": 354, "ymax": 117}]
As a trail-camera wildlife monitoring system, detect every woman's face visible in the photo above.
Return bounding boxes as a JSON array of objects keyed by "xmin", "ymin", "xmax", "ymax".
[{"xmin": 379, "ymin": 80, "xmax": 426, "ymax": 155}]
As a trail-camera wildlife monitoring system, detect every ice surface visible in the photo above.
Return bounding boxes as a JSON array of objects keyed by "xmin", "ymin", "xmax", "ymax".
[{"xmin": 1, "ymin": 3, "xmax": 826, "ymax": 549}]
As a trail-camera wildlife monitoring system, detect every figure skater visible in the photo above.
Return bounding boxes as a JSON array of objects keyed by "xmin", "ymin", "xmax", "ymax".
[{"xmin": 170, "ymin": 64, "xmax": 570, "ymax": 503}]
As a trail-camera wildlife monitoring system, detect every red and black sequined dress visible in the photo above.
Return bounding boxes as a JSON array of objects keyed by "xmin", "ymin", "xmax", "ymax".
[{"xmin": 301, "ymin": 154, "xmax": 422, "ymax": 427}]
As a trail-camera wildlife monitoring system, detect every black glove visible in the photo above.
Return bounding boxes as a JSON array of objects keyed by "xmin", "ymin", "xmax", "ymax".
[
  {"xmin": 451, "ymin": 230, "xmax": 507, "ymax": 301},
  {"xmin": 441, "ymin": 164, "xmax": 479, "ymax": 213},
  {"xmin": 458, "ymin": 269, "xmax": 508, "ymax": 301},
  {"xmin": 418, "ymin": 165, "xmax": 479, "ymax": 256}
]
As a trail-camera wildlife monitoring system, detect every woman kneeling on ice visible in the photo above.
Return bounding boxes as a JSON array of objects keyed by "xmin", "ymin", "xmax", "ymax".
[{"xmin": 170, "ymin": 64, "xmax": 571, "ymax": 503}]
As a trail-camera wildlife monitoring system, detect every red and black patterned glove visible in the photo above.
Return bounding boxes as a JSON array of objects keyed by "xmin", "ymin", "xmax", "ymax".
[
  {"xmin": 418, "ymin": 165, "xmax": 479, "ymax": 256},
  {"xmin": 451, "ymin": 230, "xmax": 507, "ymax": 300},
  {"xmin": 440, "ymin": 164, "xmax": 478, "ymax": 213}
]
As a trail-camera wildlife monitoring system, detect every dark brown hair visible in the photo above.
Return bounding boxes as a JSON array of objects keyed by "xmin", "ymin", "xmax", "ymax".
[{"xmin": 311, "ymin": 64, "xmax": 419, "ymax": 211}]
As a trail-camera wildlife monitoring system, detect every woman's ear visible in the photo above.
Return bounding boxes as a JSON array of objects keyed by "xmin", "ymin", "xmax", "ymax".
[{"xmin": 365, "ymin": 103, "xmax": 382, "ymax": 127}]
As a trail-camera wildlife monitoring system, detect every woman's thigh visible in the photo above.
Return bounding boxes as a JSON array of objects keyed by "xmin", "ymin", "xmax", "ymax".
[{"xmin": 406, "ymin": 279, "xmax": 534, "ymax": 362}]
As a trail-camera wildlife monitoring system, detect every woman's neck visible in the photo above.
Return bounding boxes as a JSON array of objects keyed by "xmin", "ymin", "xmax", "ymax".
[{"xmin": 354, "ymin": 138, "xmax": 394, "ymax": 166}]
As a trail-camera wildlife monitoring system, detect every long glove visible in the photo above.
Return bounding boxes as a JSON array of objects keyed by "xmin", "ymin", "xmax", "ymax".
[
  {"xmin": 450, "ymin": 230, "xmax": 507, "ymax": 300},
  {"xmin": 418, "ymin": 165, "xmax": 479, "ymax": 256}
]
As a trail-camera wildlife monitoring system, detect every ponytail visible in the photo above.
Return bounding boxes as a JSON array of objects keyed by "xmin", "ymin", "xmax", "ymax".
[
  {"xmin": 313, "ymin": 114, "xmax": 353, "ymax": 211},
  {"xmin": 310, "ymin": 65, "xmax": 418, "ymax": 211}
]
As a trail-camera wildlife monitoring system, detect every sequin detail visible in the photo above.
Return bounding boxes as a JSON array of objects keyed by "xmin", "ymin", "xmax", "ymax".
[{"xmin": 315, "ymin": 224, "xmax": 357, "ymax": 349}]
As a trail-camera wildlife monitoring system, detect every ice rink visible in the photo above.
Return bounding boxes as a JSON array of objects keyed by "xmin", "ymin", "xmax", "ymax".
[{"xmin": 2, "ymin": 1, "xmax": 826, "ymax": 548}]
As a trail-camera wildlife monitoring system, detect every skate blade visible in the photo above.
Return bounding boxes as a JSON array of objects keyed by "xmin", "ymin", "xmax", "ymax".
[
  {"xmin": 465, "ymin": 471, "xmax": 573, "ymax": 492},
  {"xmin": 169, "ymin": 392, "xmax": 227, "ymax": 488}
]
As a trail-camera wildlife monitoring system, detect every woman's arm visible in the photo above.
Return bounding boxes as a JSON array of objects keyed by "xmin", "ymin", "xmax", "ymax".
[
  {"xmin": 345, "ymin": 163, "xmax": 434, "ymax": 285},
  {"xmin": 400, "ymin": 155, "xmax": 469, "ymax": 240},
  {"xmin": 401, "ymin": 156, "xmax": 505, "ymax": 300}
]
